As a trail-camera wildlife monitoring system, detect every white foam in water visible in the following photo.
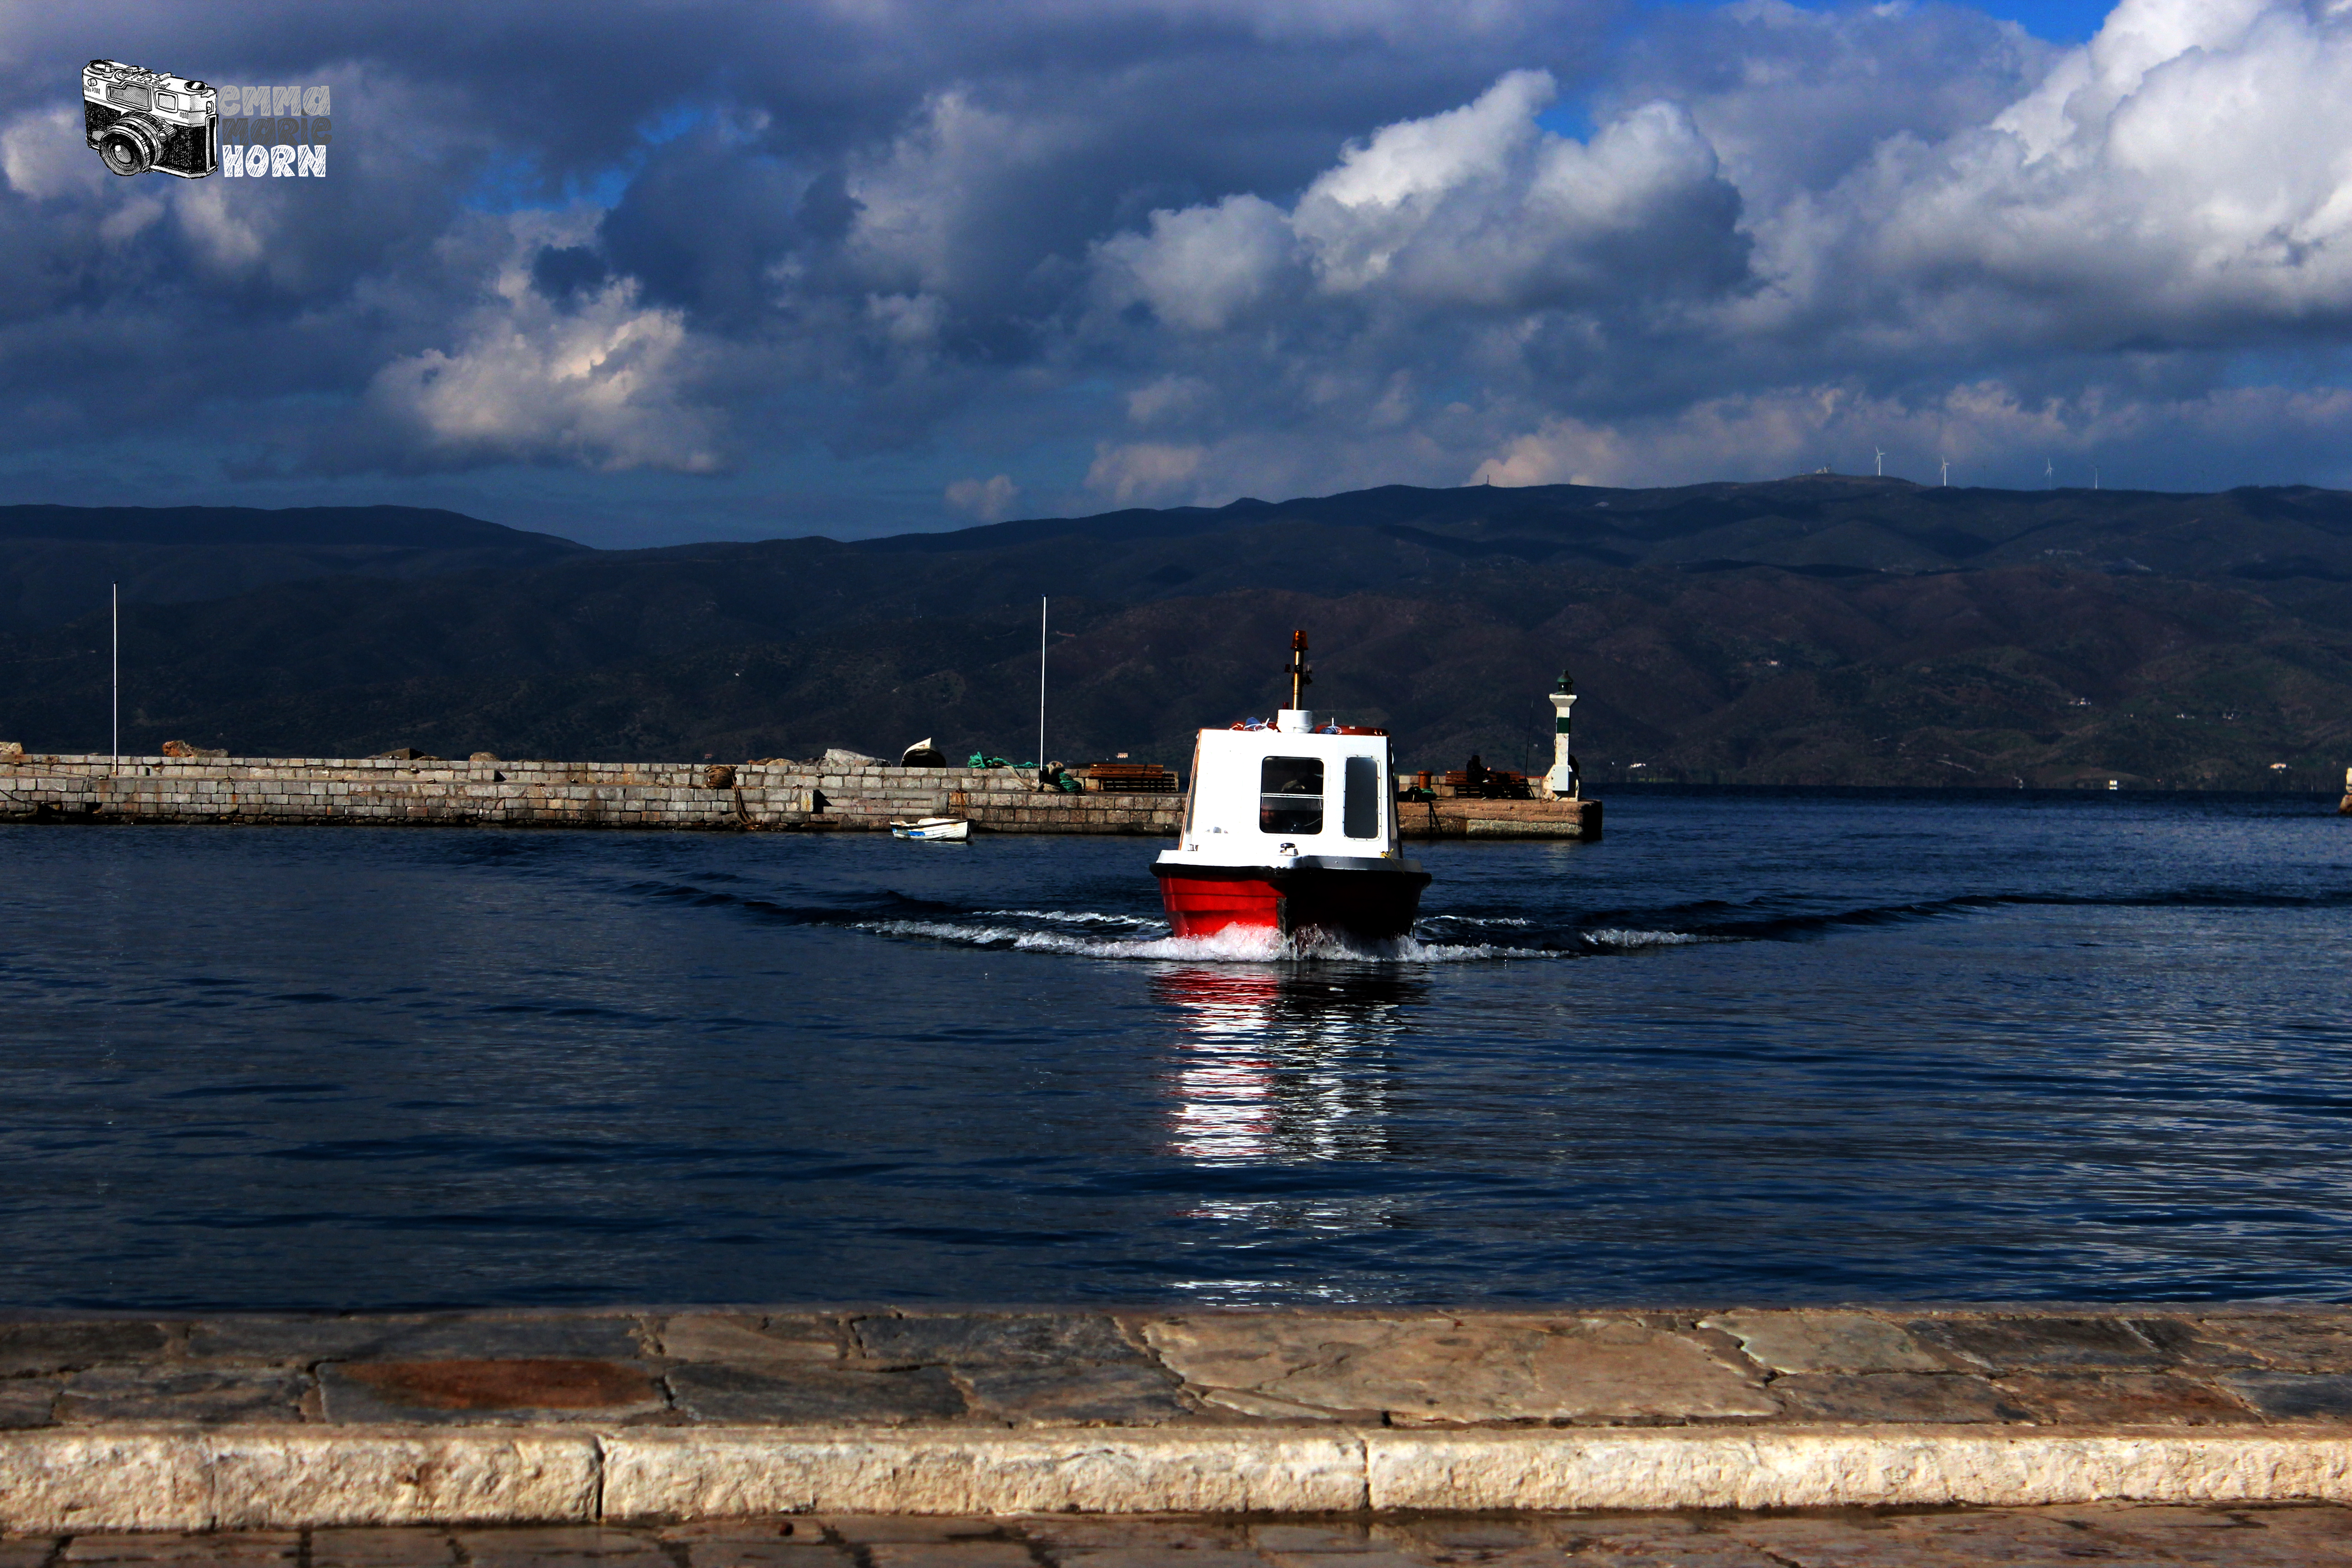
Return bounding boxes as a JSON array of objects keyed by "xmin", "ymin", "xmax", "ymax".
[
  {"xmin": 975, "ymin": 909, "xmax": 1163, "ymax": 928},
  {"xmin": 856, "ymin": 918, "xmax": 1563, "ymax": 963},
  {"xmin": 1417, "ymin": 913, "xmax": 1534, "ymax": 928},
  {"xmin": 1582, "ymin": 927, "xmax": 1720, "ymax": 948}
]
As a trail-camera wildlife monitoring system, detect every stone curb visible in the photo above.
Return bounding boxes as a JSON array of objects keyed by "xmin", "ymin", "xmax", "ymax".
[{"xmin": 10, "ymin": 1425, "xmax": 2352, "ymax": 1532}]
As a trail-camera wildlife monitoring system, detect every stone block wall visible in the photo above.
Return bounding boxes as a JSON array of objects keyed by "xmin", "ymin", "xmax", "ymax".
[
  {"xmin": 1400, "ymin": 795, "xmax": 1602, "ymax": 840},
  {"xmin": 0, "ymin": 755, "xmax": 1184, "ymax": 836}
]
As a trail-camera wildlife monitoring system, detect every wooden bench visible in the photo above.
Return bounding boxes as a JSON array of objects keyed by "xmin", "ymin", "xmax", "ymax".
[
  {"xmin": 1078, "ymin": 762, "xmax": 1181, "ymax": 793},
  {"xmin": 1437, "ymin": 769, "xmax": 1533, "ymax": 800}
]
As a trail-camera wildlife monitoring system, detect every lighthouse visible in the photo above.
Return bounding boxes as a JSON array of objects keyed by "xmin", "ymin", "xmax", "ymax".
[{"xmin": 1542, "ymin": 667, "xmax": 1579, "ymax": 799}]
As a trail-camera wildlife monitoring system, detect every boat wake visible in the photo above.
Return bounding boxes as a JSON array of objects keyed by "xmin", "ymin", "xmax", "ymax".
[
  {"xmin": 852, "ymin": 917, "xmax": 1566, "ymax": 963},
  {"xmin": 621, "ymin": 879, "xmax": 1728, "ymax": 960},
  {"xmin": 1580, "ymin": 927, "xmax": 1728, "ymax": 949}
]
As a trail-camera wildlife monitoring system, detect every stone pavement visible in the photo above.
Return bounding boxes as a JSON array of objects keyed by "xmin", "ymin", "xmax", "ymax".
[
  {"xmin": 18, "ymin": 1506, "xmax": 2352, "ymax": 1568},
  {"xmin": 12, "ymin": 1307, "xmax": 2352, "ymax": 1529}
]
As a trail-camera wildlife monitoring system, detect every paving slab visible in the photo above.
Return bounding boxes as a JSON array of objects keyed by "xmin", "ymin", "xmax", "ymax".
[
  {"xmin": 1765, "ymin": 1372, "xmax": 2025, "ymax": 1423},
  {"xmin": 318, "ymin": 1359, "xmax": 665, "ymax": 1424},
  {"xmin": 0, "ymin": 1378, "xmax": 60, "ymax": 1428},
  {"xmin": 25, "ymin": 1509, "xmax": 2352, "ymax": 1568},
  {"xmin": 1993, "ymin": 1370, "xmax": 2260, "ymax": 1425},
  {"xmin": 1900, "ymin": 1316, "xmax": 2169, "ymax": 1373},
  {"xmin": 54, "ymin": 1368, "xmax": 308, "ymax": 1426},
  {"xmin": 958, "ymin": 1362, "xmax": 1193, "ymax": 1426},
  {"xmin": 0, "ymin": 1322, "xmax": 170, "ymax": 1377},
  {"xmin": 456, "ymin": 1529, "xmax": 671, "ymax": 1568},
  {"xmin": 855, "ymin": 1313, "xmax": 1148, "ymax": 1367},
  {"xmin": 1699, "ymin": 1313, "xmax": 1948, "ymax": 1375},
  {"xmin": 2222, "ymin": 1372, "xmax": 2352, "ymax": 1421},
  {"xmin": 307, "ymin": 1528, "xmax": 460, "ymax": 1568},
  {"xmin": 10, "ymin": 1305, "xmax": 2352, "ymax": 1527},
  {"xmin": 658, "ymin": 1316, "xmax": 845, "ymax": 1365},
  {"xmin": 665, "ymin": 1363, "xmax": 965, "ymax": 1423},
  {"xmin": 2193, "ymin": 1317, "xmax": 2352, "ymax": 1373},
  {"xmin": 188, "ymin": 1317, "xmax": 644, "ymax": 1366},
  {"xmin": 58, "ymin": 1535, "xmax": 297, "ymax": 1564},
  {"xmin": 862, "ymin": 1543, "xmax": 1035, "ymax": 1568},
  {"xmin": 1141, "ymin": 1316, "xmax": 1772, "ymax": 1424}
]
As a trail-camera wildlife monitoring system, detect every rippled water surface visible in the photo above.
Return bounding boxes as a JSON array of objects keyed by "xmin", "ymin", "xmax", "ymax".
[{"xmin": 3, "ymin": 789, "xmax": 2348, "ymax": 1310}]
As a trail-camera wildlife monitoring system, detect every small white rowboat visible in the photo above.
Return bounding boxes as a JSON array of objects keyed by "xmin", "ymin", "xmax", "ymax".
[{"xmin": 891, "ymin": 816, "xmax": 971, "ymax": 841}]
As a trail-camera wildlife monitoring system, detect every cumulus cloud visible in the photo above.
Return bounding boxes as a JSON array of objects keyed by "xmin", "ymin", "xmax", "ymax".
[
  {"xmin": 359, "ymin": 216, "xmax": 721, "ymax": 472},
  {"xmin": 1085, "ymin": 0, "xmax": 2352, "ymax": 506},
  {"xmin": 1470, "ymin": 379, "xmax": 2352, "ymax": 491},
  {"xmin": 1088, "ymin": 441, "xmax": 1208, "ymax": 505},
  {"xmin": 2, "ymin": 106, "xmax": 101, "ymax": 201},
  {"xmin": 946, "ymin": 473, "xmax": 1021, "ymax": 519},
  {"xmin": 2, "ymin": 0, "xmax": 2352, "ymax": 538},
  {"xmin": 1097, "ymin": 195, "xmax": 1296, "ymax": 331},
  {"xmin": 1099, "ymin": 70, "xmax": 1745, "ymax": 324}
]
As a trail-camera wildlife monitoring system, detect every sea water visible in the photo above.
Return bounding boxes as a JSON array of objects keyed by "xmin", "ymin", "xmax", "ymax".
[{"xmin": 0, "ymin": 789, "xmax": 2346, "ymax": 1310}]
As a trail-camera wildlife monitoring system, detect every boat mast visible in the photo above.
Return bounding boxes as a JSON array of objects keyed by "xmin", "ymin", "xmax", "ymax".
[{"xmin": 1285, "ymin": 629, "xmax": 1311, "ymax": 711}]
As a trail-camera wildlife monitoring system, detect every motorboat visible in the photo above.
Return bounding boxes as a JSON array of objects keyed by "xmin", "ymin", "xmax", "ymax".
[
  {"xmin": 1151, "ymin": 632, "xmax": 1429, "ymax": 943},
  {"xmin": 891, "ymin": 816, "xmax": 970, "ymax": 841}
]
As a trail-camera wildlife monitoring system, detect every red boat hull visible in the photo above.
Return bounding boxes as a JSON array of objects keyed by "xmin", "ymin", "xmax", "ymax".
[{"xmin": 1155, "ymin": 862, "xmax": 1431, "ymax": 942}]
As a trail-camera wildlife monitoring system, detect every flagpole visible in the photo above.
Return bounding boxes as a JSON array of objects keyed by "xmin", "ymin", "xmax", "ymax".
[
  {"xmin": 1037, "ymin": 596, "xmax": 1047, "ymax": 787},
  {"xmin": 111, "ymin": 582, "xmax": 119, "ymax": 764}
]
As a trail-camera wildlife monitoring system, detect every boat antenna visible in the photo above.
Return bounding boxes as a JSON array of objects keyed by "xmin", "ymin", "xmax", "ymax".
[{"xmin": 1286, "ymin": 629, "xmax": 1312, "ymax": 710}]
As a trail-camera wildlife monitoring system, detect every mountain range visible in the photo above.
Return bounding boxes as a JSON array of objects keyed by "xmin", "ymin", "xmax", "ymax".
[{"xmin": 3, "ymin": 477, "xmax": 2347, "ymax": 789}]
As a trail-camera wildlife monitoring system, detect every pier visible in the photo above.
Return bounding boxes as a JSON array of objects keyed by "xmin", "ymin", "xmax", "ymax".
[
  {"xmin": 0, "ymin": 753, "xmax": 1602, "ymax": 838},
  {"xmin": 0, "ymin": 754, "xmax": 1183, "ymax": 835}
]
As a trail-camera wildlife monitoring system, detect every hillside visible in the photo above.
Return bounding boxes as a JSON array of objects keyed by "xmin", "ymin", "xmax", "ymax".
[
  {"xmin": 0, "ymin": 505, "xmax": 588, "ymax": 632},
  {"xmin": 1, "ymin": 481, "xmax": 2347, "ymax": 788}
]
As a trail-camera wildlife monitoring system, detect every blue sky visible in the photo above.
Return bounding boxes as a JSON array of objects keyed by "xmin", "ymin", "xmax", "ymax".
[{"xmin": 5, "ymin": 0, "xmax": 2350, "ymax": 546}]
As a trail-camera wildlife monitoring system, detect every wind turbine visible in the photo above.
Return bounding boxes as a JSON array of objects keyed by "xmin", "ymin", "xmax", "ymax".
[
  {"xmin": 1874, "ymin": 447, "xmax": 1886, "ymax": 477},
  {"xmin": 2045, "ymin": 459, "xmax": 2054, "ymax": 488},
  {"xmin": 1940, "ymin": 458, "xmax": 1950, "ymax": 487}
]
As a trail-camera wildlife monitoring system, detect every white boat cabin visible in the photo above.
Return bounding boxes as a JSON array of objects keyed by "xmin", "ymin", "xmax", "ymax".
[{"xmin": 1166, "ymin": 709, "xmax": 1403, "ymax": 865}]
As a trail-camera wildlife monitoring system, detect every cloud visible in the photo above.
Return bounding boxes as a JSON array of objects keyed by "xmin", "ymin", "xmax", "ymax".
[
  {"xmin": 358, "ymin": 216, "xmax": 722, "ymax": 472},
  {"xmin": 1065, "ymin": 0, "xmax": 2352, "ymax": 505},
  {"xmin": 1088, "ymin": 441, "xmax": 1208, "ymax": 505},
  {"xmin": 1469, "ymin": 379, "xmax": 2352, "ymax": 491},
  {"xmin": 946, "ymin": 472, "xmax": 1021, "ymax": 519},
  {"xmin": 1, "ymin": 0, "xmax": 2351, "ymax": 538},
  {"xmin": 2, "ymin": 105, "xmax": 101, "ymax": 201},
  {"xmin": 1098, "ymin": 70, "xmax": 1746, "ymax": 323},
  {"xmin": 1096, "ymin": 194, "xmax": 1296, "ymax": 331}
]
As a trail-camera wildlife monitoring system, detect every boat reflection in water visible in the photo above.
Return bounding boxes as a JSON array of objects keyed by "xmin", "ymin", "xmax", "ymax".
[{"xmin": 1152, "ymin": 967, "xmax": 1424, "ymax": 1166}]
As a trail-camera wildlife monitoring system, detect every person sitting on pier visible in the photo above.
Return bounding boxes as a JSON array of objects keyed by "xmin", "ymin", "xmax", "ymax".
[{"xmin": 1465, "ymin": 753, "xmax": 1491, "ymax": 798}]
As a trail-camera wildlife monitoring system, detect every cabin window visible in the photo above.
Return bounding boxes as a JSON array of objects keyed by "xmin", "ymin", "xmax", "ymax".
[
  {"xmin": 1259, "ymin": 756, "xmax": 1323, "ymax": 833},
  {"xmin": 1343, "ymin": 755, "xmax": 1379, "ymax": 838}
]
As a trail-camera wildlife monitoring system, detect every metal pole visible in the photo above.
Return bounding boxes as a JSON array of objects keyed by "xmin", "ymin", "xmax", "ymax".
[
  {"xmin": 1037, "ymin": 596, "xmax": 1047, "ymax": 784},
  {"xmin": 111, "ymin": 582, "xmax": 118, "ymax": 764}
]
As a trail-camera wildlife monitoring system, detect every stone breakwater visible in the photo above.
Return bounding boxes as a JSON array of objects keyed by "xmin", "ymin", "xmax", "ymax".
[
  {"xmin": 8, "ymin": 1305, "xmax": 2352, "ymax": 1529},
  {"xmin": 0, "ymin": 755, "xmax": 1180, "ymax": 835},
  {"xmin": 0, "ymin": 755, "xmax": 1602, "ymax": 838}
]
